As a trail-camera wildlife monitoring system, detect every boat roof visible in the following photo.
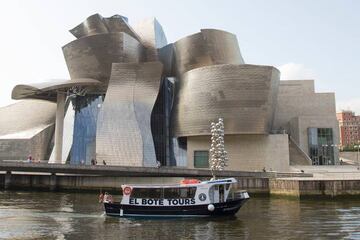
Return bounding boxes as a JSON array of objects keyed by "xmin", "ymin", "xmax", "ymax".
[{"xmin": 122, "ymin": 178, "xmax": 237, "ymax": 188}]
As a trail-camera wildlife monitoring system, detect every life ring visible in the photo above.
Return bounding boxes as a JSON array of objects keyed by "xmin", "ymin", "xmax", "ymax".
[
  {"xmin": 123, "ymin": 186, "xmax": 132, "ymax": 195},
  {"xmin": 180, "ymin": 179, "xmax": 201, "ymax": 184}
]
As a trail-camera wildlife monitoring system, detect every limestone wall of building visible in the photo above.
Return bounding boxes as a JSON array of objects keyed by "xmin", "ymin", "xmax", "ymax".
[
  {"xmin": 0, "ymin": 139, "xmax": 30, "ymax": 160},
  {"xmin": 274, "ymin": 80, "xmax": 336, "ymax": 132},
  {"xmin": 187, "ymin": 134, "xmax": 290, "ymax": 172},
  {"xmin": 30, "ymin": 125, "xmax": 55, "ymax": 161},
  {"xmin": 0, "ymin": 124, "xmax": 54, "ymax": 161},
  {"xmin": 274, "ymin": 80, "xmax": 339, "ymax": 163},
  {"xmin": 288, "ymin": 138, "xmax": 312, "ymax": 165}
]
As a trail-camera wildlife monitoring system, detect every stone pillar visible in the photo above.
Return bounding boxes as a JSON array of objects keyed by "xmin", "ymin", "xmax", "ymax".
[
  {"xmin": 54, "ymin": 92, "xmax": 66, "ymax": 164},
  {"xmin": 4, "ymin": 171, "xmax": 11, "ymax": 190},
  {"xmin": 49, "ymin": 173, "xmax": 57, "ymax": 191}
]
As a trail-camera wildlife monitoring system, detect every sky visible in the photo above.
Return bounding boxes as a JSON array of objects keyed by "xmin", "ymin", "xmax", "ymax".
[{"xmin": 0, "ymin": 0, "xmax": 359, "ymax": 112}]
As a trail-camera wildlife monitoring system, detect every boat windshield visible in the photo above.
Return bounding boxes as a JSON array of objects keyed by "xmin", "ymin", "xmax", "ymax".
[{"xmin": 131, "ymin": 187, "xmax": 196, "ymax": 199}]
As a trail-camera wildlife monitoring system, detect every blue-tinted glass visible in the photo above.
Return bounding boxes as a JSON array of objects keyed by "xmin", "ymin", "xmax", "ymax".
[
  {"xmin": 171, "ymin": 137, "xmax": 187, "ymax": 167},
  {"xmin": 71, "ymin": 95, "xmax": 103, "ymax": 165}
]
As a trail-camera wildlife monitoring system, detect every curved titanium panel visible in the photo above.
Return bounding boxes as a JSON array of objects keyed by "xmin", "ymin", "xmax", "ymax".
[
  {"xmin": 173, "ymin": 29, "xmax": 245, "ymax": 76},
  {"xmin": 62, "ymin": 33, "xmax": 144, "ymax": 87},
  {"xmin": 172, "ymin": 64, "xmax": 280, "ymax": 136},
  {"xmin": 69, "ymin": 13, "xmax": 139, "ymax": 41},
  {"xmin": 103, "ymin": 15, "xmax": 140, "ymax": 41},
  {"xmin": 96, "ymin": 62, "xmax": 163, "ymax": 166},
  {"xmin": 12, "ymin": 78, "xmax": 101, "ymax": 101},
  {"xmin": 70, "ymin": 14, "xmax": 108, "ymax": 38},
  {"xmin": 0, "ymin": 100, "xmax": 56, "ymax": 138},
  {"xmin": 158, "ymin": 43, "xmax": 175, "ymax": 77},
  {"xmin": 133, "ymin": 18, "xmax": 168, "ymax": 61}
]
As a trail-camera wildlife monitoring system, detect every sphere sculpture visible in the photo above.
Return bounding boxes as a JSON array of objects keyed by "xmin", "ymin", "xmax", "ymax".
[{"xmin": 209, "ymin": 118, "xmax": 229, "ymax": 179}]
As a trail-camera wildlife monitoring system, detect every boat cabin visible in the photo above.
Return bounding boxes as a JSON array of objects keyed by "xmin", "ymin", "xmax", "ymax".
[{"xmin": 120, "ymin": 178, "xmax": 248, "ymax": 207}]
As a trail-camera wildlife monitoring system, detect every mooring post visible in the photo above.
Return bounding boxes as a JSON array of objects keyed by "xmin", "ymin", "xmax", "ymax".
[
  {"xmin": 4, "ymin": 171, "xmax": 11, "ymax": 190},
  {"xmin": 50, "ymin": 173, "xmax": 57, "ymax": 191}
]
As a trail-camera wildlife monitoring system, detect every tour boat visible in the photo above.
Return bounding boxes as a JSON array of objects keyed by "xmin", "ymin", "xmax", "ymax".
[{"xmin": 102, "ymin": 177, "xmax": 249, "ymax": 217}]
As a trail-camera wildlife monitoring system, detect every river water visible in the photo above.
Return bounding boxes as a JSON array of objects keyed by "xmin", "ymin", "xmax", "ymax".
[{"xmin": 0, "ymin": 191, "xmax": 359, "ymax": 240}]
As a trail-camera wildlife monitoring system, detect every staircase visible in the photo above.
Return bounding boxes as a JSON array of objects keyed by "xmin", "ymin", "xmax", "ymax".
[{"xmin": 288, "ymin": 136, "xmax": 312, "ymax": 165}]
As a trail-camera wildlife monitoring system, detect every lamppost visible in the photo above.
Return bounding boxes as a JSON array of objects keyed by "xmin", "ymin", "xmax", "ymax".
[
  {"xmin": 355, "ymin": 143, "xmax": 360, "ymax": 170},
  {"xmin": 330, "ymin": 144, "xmax": 339, "ymax": 165},
  {"xmin": 321, "ymin": 144, "xmax": 328, "ymax": 165}
]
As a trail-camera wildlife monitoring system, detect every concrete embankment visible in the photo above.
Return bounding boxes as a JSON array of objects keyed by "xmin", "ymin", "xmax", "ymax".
[
  {"xmin": 0, "ymin": 173, "xmax": 271, "ymax": 194},
  {"xmin": 0, "ymin": 162, "xmax": 278, "ymax": 194},
  {"xmin": 1, "ymin": 162, "xmax": 360, "ymax": 198},
  {"xmin": 269, "ymin": 165, "xmax": 360, "ymax": 198},
  {"xmin": 270, "ymin": 179, "xmax": 360, "ymax": 198}
]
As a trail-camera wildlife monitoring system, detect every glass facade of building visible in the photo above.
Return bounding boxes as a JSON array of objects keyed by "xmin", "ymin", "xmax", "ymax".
[
  {"xmin": 151, "ymin": 78, "xmax": 174, "ymax": 166},
  {"xmin": 308, "ymin": 128, "xmax": 334, "ymax": 165},
  {"xmin": 171, "ymin": 137, "xmax": 187, "ymax": 166},
  {"xmin": 71, "ymin": 95, "xmax": 104, "ymax": 165}
]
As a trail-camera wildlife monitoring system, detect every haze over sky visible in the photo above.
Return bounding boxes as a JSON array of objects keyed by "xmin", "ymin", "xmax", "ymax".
[{"xmin": 0, "ymin": 0, "xmax": 359, "ymax": 112}]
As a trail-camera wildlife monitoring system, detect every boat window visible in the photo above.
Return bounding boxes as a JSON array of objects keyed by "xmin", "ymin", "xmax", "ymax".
[
  {"xmin": 227, "ymin": 187, "xmax": 234, "ymax": 201},
  {"xmin": 209, "ymin": 186, "xmax": 214, "ymax": 202},
  {"xmin": 164, "ymin": 187, "xmax": 196, "ymax": 199},
  {"xmin": 131, "ymin": 188, "xmax": 162, "ymax": 198}
]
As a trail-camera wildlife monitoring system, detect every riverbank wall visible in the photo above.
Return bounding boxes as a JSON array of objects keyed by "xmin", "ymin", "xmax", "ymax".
[
  {"xmin": 270, "ymin": 178, "xmax": 360, "ymax": 198},
  {"xmin": 1, "ymin": 163, "xmax": 360, "ymax": 198},
  {"xmin": 0, "ymin": 172, "xmax": 270, "ymax": 195}
]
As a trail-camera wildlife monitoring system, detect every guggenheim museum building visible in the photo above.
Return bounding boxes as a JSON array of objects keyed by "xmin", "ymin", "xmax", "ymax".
[{"xmin": 0, "ymin": 14, "xmax": 339, "ymax": 172}]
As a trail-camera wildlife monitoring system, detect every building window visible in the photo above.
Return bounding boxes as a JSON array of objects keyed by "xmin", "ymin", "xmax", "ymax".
[
  {"xmin": 194, "ymin": 151, "xmax": 209, "ymax": 168},
  {"xmin": 308, "ymin": 128, "xmax": 334, "ymax": 165}
]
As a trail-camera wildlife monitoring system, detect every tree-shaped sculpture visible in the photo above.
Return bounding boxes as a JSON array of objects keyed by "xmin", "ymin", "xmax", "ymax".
[{"xmin": 209, "ymin": 118, "xmax": 229, "ymax": 179}]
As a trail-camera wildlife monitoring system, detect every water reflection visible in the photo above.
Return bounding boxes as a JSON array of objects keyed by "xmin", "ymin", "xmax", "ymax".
[{"xmin": 0, "ymin": 191, "xmax": 359, "ymax": 239}]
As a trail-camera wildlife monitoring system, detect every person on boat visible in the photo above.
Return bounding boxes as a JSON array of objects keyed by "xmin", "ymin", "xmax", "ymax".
[
  {"xmin": 99, "ymin": 193, "xmax": 104, "ymax": 203},
  {"xmin": 26, "ymin": 155, "xmax": 32, "ymax": 163},
  {"xmin": 103, "ymin": 192, "xmax": 113, "ymax": 203}
]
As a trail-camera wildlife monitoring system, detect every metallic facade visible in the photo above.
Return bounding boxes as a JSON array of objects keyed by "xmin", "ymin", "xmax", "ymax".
[
  {"xmin": 172, "ymin": 64, "xmax": 280, "ymax": 136},
  {"xmin": 0, "ymin": 100, "xmax": 56, "ymax": 137},
  {"xmin": 133, "ymin": 18, "xmax": 168, "ymax": 61},
  {"xmin": 8, "ymin": 13, "xmax": 309, "ymax": 168},
  {"xmin": 62, "ymin": 33, "xmax": 144, "ymax": 88},
  {"xmin": 0, "ymin": 100, "xmax": 56, "ymax": 160},
  {"xmin": 96, "ymin": 62, "xmax": 163, "ymax": 166},
  {"xmin": 172, "ymin": 29, "xmax": 244, "ymax": 76},
  {"xmin": 12, "ymin": 78, "xmax": 101, "ymax": 101},
  {"xmin": 70, "ymin": 13, "xmax": 140, "ymax": 41}
]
